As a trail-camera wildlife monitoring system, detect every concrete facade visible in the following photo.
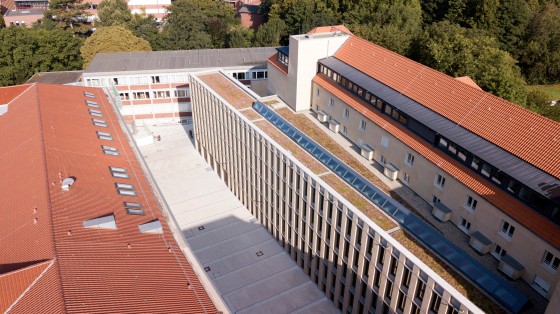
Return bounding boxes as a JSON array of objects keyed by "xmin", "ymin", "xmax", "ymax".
[{"xmin": 189, "ymin": 72, "xmax": 483, "ymax": 314}]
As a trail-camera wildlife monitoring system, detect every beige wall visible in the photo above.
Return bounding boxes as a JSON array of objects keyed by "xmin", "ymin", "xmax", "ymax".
[{"xmin": 312, "ymin": 81, "xmax": 560, "ymax": 300}]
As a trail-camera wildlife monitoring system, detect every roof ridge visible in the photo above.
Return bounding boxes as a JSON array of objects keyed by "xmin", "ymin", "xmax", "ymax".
[{"xmin": 2, "ymin": 259, "xmax": 55, "ymax": 313}]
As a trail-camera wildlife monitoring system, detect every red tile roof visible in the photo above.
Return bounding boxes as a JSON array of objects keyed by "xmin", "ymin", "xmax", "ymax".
[
  {"xmin": 268, "ymin": 53, "xmax": 288, "ymax": 75},
  {"xmin": 307, "ymin": 25, "xmax": 352, "ymax": 35},
  {"xmin": 0, "ymin": 84, "xmax": 32, "ymax": 104},
  {"xmin": 0, "ymin": 83, "xmax": 217, "ymax": 313},
  {"xmin": 455, "ymin": 76, "xmax": 482, "ymax": 90},
  {"xmin": 334, "ymin": 35, "xmax": 560, "ymax": 179},
  {"xmin": 314, "ymin": 74, "xmax": 560, "ymax": 249}
]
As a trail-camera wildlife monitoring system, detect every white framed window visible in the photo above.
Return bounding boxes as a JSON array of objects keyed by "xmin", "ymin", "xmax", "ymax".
[
  {"xmin": 403, "ymin": 173, "xmax": 410, "ymax": 185},
  {"xmin": 381, "ymin": 135, "xmax": 389, "ymax": 148},
  {"xmin": 542, "ymin": 251, "xmax": 560, "ymax": 272},
  {"xmin": 493, "ymin": 244, "xmax": 507, "ymax": 258},
  {"xmin": 360, "ymin": 120, "xmax": 366, "ymax": 132},
  {"xmin": 464, "ymin": 195, "xmax": 477, "ymax": 212},
  {"xmin": 434, "ymin": 174, "xmax": 446, "ymax": 189},
  {"xmin": 405, "ymin": 152, "xmax": 414, "ymax": 167},
  {"xmin": 459, "ymin": 218, "xmax": 471, "ymax": 233},
  {"xmin": 379, "ymin": 154, "xmax": 387, "ymax": 165},
  {"xmin": 533, "ymin": 276, "xmax": 550, "ymax": 296},
  {"xmin": 329, "ymin": 98, "xmax": 334, "ymax": 107},
  {"xmin": 343, "ymin": 108, "xmax": 349, "ymax": 119},
  {"xmin": 500, "ymin": 220, "xmax": 515, "ymax": 239},
  {"xmin": 432, "ymin": 195, "xmax": 440, "ymax": 205}
]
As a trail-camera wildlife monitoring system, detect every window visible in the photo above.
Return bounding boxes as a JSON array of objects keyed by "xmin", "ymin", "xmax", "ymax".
[
  {"xmin": 124, "ymin": 202, "xmax": 144, "ymax": 215},
  {"xmin": 360, "ymin": 120, "xmax": 366, "ymax": 132},
  {"xmin": 459, "ymin": 218, "xmax": 471, "ymax": 233},
  {"xmin": 252, "ymin": 70, "xmax": 267, "ymax": 80},
  {"xmin": 92, "ymin": 119, "xmax": 107, "ymax": 128},
  {"xmin": 542, "ymin": 251, "xmax": 560, "ymax": 271},
  {"xmin": 85, "ymin": 100, "xmax": 99, "ymax": 108},
  {"xmin": 153, "ymin": 90, "xmax": 171, "ymax": 99},
  {"xmin": 402, "ymin": 267, "xmax": 411, "ymax": 288},
  {"xmin": 84, "ymin": 92, "xmax": 95, "ymax": 98},
  {"xmin": 343, "ymin": 108, "xmax": 349, "ymax": 119},
  {"xmin": 151, "ymin": 76, "xmax": 160, "ymax": 83},
  {"xmin": 342, "ymin": 125, "xmax": 347, "ymax": 134},
  {"xmin": 175, "ymin": 89, "xmax": 189, "ymax": 98},
  {"xmin": 132, "ymin": 91, "xmax": 150, "ymax": 99},
  {"xmin": 119, "ymin": 92, "xmax": 130, "ymax": 100},
  {"xmin": 102, "ymin": 145, "xmax": 119, "ymax": 156},
  {"xmin": 381, "ymin": 135, "xmax": 389, "ymax": 148},
  {"xmin": 432, "ymin": 195, "xmax": 441, "ymax": 205},
  {"xmin": 116, "ymin": 183, "xmax": 136, "ymax": 196},
  {"xmin": 110, "ymin": 166, "xmax": 129, "ymax": 179},
  {"xmin": 500, "ymin": 220, "xmax": 515, "ymax": 239},
  {"xmin": 97, "ymin": 131, "xmax": 113, "ymax": 141},
  {"xmin": 329, "ymin": 98, "xmax": 334, "ymax": 107},
  {"xmin": 434, "ymin": 174, "xmax": 446, "ymax": 189},
  {"xmin": 429, "ymin": 293, "xmax": 442, "ymax": 313},
  {"xmin": 403, "ymin": 173, "xmax": 410, "ymax": 185},
  {"xmin": 465, "ymin": 195, "xmax": 477, "ymax": 211},
  {"xmin": 316, "ymin": 88, "xmax": 320, "ymax": 97},
  {"xmin": 405, "ymin": 152, "xmax": 414, "ymax": 167},
  {"xmin": 493, "ymin": 244, "xmax": 507, "ymax": 258},
  {"xmin": 415, "ymin": 280, "xmax": 426, "ymax": 300},
  {"xmin": 89, "ymin": 109, "xmax": 103, "ymax": 117},
  {"xmin": 379, "ymin": 155, "xmax": 387, "ymax": 166}
]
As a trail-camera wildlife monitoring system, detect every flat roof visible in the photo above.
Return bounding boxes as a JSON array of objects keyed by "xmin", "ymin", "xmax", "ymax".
[
  {"xmin": 84, "ymin": 47, "xmax": 278, "ymax": 74},
  {"xmin": 27, "ymin": 71, "xmax": 83, "ymax": 84},
  {"xmin": 4, "ymin": 8, "xmax": 44, "ymax": 16}
]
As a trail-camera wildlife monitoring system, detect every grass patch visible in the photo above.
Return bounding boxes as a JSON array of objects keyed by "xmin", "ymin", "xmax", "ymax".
[
  {"xmin": 392, "ymin": 231, "xmax": 505, "ymax": 314},
  {"xmin": 198, "ymin": 73, "xmax": 254, "ymax": 109},
  {"xmin": 241, "ymin": 108, "xmax": 262, "ymax": 121},
  {"xmin": 255, "ymin": 120, "xmax": 327, "ymax": 174},
  {"xmin": 528, "ymin": 85, "xmax": 560, "ymax": 100},
  {"xmin": 322, "ymin": 174, "xmax": 397, "ymax": 230}
]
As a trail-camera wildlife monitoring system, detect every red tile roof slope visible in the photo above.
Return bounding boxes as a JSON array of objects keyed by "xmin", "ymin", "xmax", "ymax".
[
  {"xmin": 0, "ymin": 83, "xmax": 217, "ymax": 313},
  {"xmin": 0, "ymin": 260, "xmax": 52, "ymax": 313},
  {"xmin": 0, "ymin": 84, "xmax": 32, "ymax": 104},
  {"xmin": 314, "ymin": 74, "xmax": 560, "ymax": 249},
  {"xmin": 268, "ymin": 53, "xmax": 288, "ymax": 75},
  {"xmin": 334, "ymin": 35, "xmax": 560, "ymax": 179},
  {"xmin": 308, "ymin": 25, "xmax": 353, "ymax": 35}
]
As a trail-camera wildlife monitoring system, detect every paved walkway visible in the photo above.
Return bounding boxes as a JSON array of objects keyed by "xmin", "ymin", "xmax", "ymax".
[
  {"xmin": 138, "ymin": 124, "xmax": 337, "ymax": 314},
  {"xmin": 301, "ymin": 111, "xmax": 548, "ymax": 313}
]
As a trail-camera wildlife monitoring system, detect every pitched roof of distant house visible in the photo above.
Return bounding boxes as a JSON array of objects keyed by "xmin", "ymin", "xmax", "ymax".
[
  {"xmin": 307, "ymin": 25, "xmax": 353, "ymax": 35},
  {"xmin": 84, "ymin": 47, "xmax": 278, "ymax": 74},
  {"xmin": 0, "ymin": 83, "xmax": 216, "ymax": 313}
]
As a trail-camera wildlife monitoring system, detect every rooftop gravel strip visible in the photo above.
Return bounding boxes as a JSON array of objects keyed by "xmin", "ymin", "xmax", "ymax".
[
  {"xmin": 197, "ymin": 73, "xmax": 254, "ymax": 109},
  {"xmin": 321, "ymin": 174, "xmax": 397, "ymax": 231},
  {"xmin": 392, "ymin": 230, "xmax": 505, "ymax": 314},
  {"xmin": 241, "ymin": 108, "xmax": 263, "ymax": 121},
  {"xmin": 254, "ymin": 120, "xmax": 328, "ymax": 174}
]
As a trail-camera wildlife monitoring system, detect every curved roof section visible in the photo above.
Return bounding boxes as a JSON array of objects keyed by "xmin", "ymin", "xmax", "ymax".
[{"xmin": 334, "ymin": 35, "xmax": 560, "ymax": 179}]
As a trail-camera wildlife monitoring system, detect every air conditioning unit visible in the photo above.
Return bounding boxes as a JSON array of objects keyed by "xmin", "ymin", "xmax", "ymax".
[
  {"xmin": 328, "ymin": 119, "xmax": 340, "ymax": 133},
  {"xmin": 316, "ymin": 110, "xmax": 329, "ymax": 122},
  {"xmin": 360, "ymin": 144, "xmax": 374, "ymax": 160},
  {"xmin": 383, "ymin": 163, "xmax": 399, "ymax": 181},
  {"xmin": 498, "ymin": 255, "xmax": 524, "ymax": 280},
  {"xmin": 468, "ymin": 231, "xmax": 492, "ymax": 254},
  {"xmin": 431, "ymin": 201, "xmax": 452, "ymax": 222}
]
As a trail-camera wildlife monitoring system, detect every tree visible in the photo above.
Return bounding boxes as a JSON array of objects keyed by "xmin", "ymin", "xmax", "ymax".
[
  {"xmin": 341, "ymin": 0, "xmax": 423, "ymax": 55},
  {"xmin": 128, "ymin": 12, "xmax": 162, "ymax": 49},
  {"xmin": 226, "ymin": 28, "xmax": 253, "ymax": 48},
  {"xmin": 521, "ymin": 3, "xmax": 560, "ymax": 84},
  {"xmin": 416, "ymin": 21, "xmax": 527, "ymax": 105},
  {"xmin": 253, "ymin": 18, "xmax": 286, "ymax": 47},
  {"xmin": 0, "ymin": 14, "xmax": 5, "ymax": 29},
  {"xmin": 41, "ymin": 0, "xmax": 91, "ymax": 35},
  {"xmin": 80, "ymin": 26, "xmax": 151, "ymax": 68},
  {"xmin": 97, "ymin": 0, "xmax": 132, "ymax": 27},
  {"xmin": 267, "ymin": 0, "xmax": 340, "ymax": 38},
  {"xmin": 160, "ymin": 0, "xmax": 237, "ymax": 50},
  {"xmin": 526, "ymin": 90, "xmax": 560, "ymax": 122},
  {"xmin": 0, "ymin": 27, "xmax": 83, "ymax": 86}
]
